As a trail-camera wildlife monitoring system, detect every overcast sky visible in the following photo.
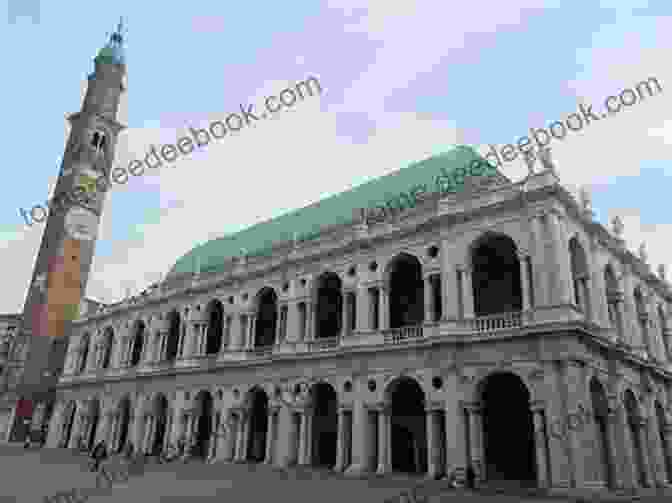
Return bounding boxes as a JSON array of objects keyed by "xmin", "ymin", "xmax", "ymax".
[{"xmin": 1, "ymin": 0, "xmax": 671, "ymax": 313}]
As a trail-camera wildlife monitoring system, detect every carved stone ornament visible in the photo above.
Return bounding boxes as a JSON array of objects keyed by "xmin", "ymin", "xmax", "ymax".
[{"xmin": 611, "ymin": 216, "xmax": 624, "ymax": 238}]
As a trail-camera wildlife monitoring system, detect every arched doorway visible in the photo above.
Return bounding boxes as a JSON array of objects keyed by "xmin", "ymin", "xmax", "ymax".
[
  {"xmin": 166, "ymin": 310, "xmax": 181, "ymax": 361},
  {"xmin": 194, "ymin": 391, "xmax": 214, "ymax": 459},
  {"xmin": 388, "ymin": 376, "xmax": 427, "ymax": 474},
  {"xmin": 310, "ymin": 382, "xmax": 338, "ymax": 467},
  {"xmin": 130, "ymin": 321, "xmax": 145, "ymax": 367},
  {"xmin": 471, "ymin": 234, "xmax": 522, "ymax": 316},
  {"xmin": 655, "ymin": 401, "xmax": 672, "ymax": 483},
  {"xmin": 569, "ymin": 237, "xmax": 590, "ymax": 315},
  {"xmin": 60, "ymin": 402, "xmax": 76, "ymax": 447},
  {"xmin": 116, "ymin": 397, "xmax": 131, "ymax": 453},
  {"xmin": 206, "ymin": 300, "xmax": 224, "ymax": 355},
  {"xmin": 87, "ymin": 399, "xmax": 101, "ymax": 451},
  {"xmin": 623, "ymin": 391, "xmax": 646, "ymax": 487},
  {"xmin": 315, "ymin": 272, "xmax": 343, "ymax": 339},
  {"xmin": 151, "ymin": 394, "xmax": 169, "ymax": 456},
  {"xmin": 246, "ymin": 388, "xmax": 269, "ymax": 462},
  {"xmin": 255, "ymin": 288, "xmax": 278, "ymax": 348},
  {"xmin": 387, "ymin": 254, "xmax": 424, "ymax": 328},
  {"xmin": 480, "ymin": 372, "xmax": 536, "ymax": 484},
  {"xmin": 590, "ymin": 378, "xmax": 614, "ymax": 487}
]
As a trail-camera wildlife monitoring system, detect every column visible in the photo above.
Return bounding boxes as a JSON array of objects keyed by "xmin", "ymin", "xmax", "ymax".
[
  {"xmin": 45, "ymin": 402, "xmax": 66, "ymax": 448},
  {"xmin": 529, "ymin": 214, "xmax": 549, "ymax": 307},
  {"xmin": 230, "ymin": 315, "xmax": 242, "ymax": 350},
  {"xmin": 621, "ymin": 271, "xmax": 639, "ymax": 347},
  {"xmin": 264, "ymin": 408, "xmax": 276, "ymax": 464},
  {"xmin": 235, "ymin": 411, "xmax": 247, "ymax": 461},
  {"xmin": 445, "ymin": 400, "xmax": 468, "ymax": 484},
  {"xmin": 247, "ymin": 315, "xmax": 256, "ymax": 349},
  {"xmin": 224, "ymin": 415, "xmax": 236, "ymax": 461},
  {"xmin": 424, "ymin": 276, "xmax": 434, "ymax": 323},
  {"xmin": 663, "ymin": 424, "xmax": 672, "ymax": 482},
  {"xmin": 531, "ymin": 406, "xmax": 549, "ymax": 488},
  {"xmin": 298, "ymin": 410, "xmax": 308, "ymax": 465},
  {"xmin": 275, "ymin": 308, "xmax": 284, "ymax": 344},
  {"xmin": 356, "ymin": 286, "xmax": 369, "ymax": 331},
  {"xmin": 345, "ymin": 398, "xmax": 370, "ymax": 476},
  {"xmin": 647, "ymin": 416, "xmax": 668, "ymax": 486},
  {"xmin": 334, "ymin": 407, "xmax": 347, "ymax": 472},
  {"xmin": 285, "ymin": 302, "xmax": 299, "ymax": 343},
  {"xmin": 590, "ymin": 255, "xmax": 609, "ymax": 327},
  {"xmin": 305, "ymin": 304, "xmax": 314, "ymax": 341},
  {"xmin": 341, "ymin": 296, "xmax": 349, "ymax": 337},
  {"xmin": 636, "ymin": 419, "xmax": 654, "ymax": 487},
  {"xmin": 465, "ymin": 404, "xmax": 483, "ymax": 483},
  {"xmin": 442, "ymin": 268, "xmax": 459, "ymax": 320},
  {"xmin": 519, "ymin": 253, "xmax": 531, "ymax": 312},
  {"xmin": 426, "ymin": 408, "xmax": 441, "ymax": 479},
  {"xmin": 460, "ymin": 267, "xmax": 474, "ymax": 319},
  {"xmin": 547, "ymin": 210, "xmax": 574, "ymax": 306},
  {"xmin": 376, "ymin": 403, "xmax": 391, "ymax": 474},
  {"xmin": 379, "ymin": 285, "xmax": 389, "ymax": 330},
  {"xmin": 613, "ymin": 400, "xmax": 637, "ymax": 489}
]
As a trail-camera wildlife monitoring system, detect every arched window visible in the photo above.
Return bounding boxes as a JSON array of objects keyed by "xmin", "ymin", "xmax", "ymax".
[
  {"xmin": 604, "ymin": 265, "xmax": 621, "ymax": 332},
  {"xmin": 90, "ymin": 130, "xmax": 106, "ymax": 155},
  {"xmin": 569, "ymin": 237, "xmax": 590, "ymax": 315}
]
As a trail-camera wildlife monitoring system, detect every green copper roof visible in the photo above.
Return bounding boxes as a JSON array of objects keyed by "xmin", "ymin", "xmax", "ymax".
[{"xmin": 169, "ymin": 145, "xmax": 499, "ymax": 276}]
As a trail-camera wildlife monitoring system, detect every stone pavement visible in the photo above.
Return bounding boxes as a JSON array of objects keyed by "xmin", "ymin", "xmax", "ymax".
[{"xmin": 1, "ymin": 444, "xmax": 672, "ymax": 503}]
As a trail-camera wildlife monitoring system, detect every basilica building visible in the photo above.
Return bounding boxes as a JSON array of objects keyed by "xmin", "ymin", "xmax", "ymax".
[{"xmin": 42, "ymin": 142, "xmax": 672, "ymax": 492}]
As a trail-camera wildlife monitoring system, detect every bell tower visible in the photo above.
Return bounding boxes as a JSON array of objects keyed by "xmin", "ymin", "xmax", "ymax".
[{"xmin": 5, "ymin": 20, "xmax": 127, "ymax": 438}]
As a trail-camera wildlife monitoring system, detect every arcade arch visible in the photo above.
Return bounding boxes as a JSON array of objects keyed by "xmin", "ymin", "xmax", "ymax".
[
  {"xmin": 471, "ymin": 234, "xmax": 522, "ymax": 316},
  {"xmin": 479, "ymin": 372, "xmax": 536, "ymax": 484}
]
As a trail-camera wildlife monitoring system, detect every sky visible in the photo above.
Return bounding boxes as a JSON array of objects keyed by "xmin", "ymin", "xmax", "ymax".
[{"xmin": 1, "ymin": 0, "xmax": 672, "ymax": 313}]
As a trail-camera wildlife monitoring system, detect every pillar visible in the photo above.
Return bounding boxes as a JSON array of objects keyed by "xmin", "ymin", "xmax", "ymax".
[
  {"xmin": 305, "ymin": 304, "xmax": 314, "ymax": 341},
  {"xmin": 529, "ymin": 214, "xmax": 549, "ymax": 307},
  {"xmin": 636, "ymin": 418, "xmax": 654, "ymax": 487},
  {"xmin": 445, "ymin": 399, "xmax": 468, "ymax": 483},
  {"xmin": 341, "ymin": 296, "xmax": 349, "ymax": 337},
  {"xmin": 620, "ymin": 270, "xmax": 639, "ymax": 347},
  {"xmin": 647, "ymin": 416, "xmax": 668, "ymax": 486},
  {"xmin": 356, "ymin": 286, "xmax": 369, "ymax": 331},
  {"xmin": 519, "ymin": 253, "xmax": 531, "ymax": 312},
  {"xmin": 612, "ymin": 400, "xmax": 637, "ymax": 489},
  {"xmin": 376, "ymin": 402, "xmax": 391, "ymax": 474},
  {"xmin": 235, "ymin": 411, "xmax": 248, "ymax": 461},
  {"xmin": 247, "ymin": 315, "xmax": 257, "ymax": 349},
  {"xmin": 546, "ymin": 210, "xmax": 573, "ymax": 306},
  {"xmin": 224, "ymin": 415, "xmax": 237, "ymax": 461},
  {"xmin": 531, "ymin": 405, "xmax": 550, "ymax": 488},
  {"xmin": 424, "ymin": 275, "xmax": 434, "ymax": 323},
  {"xmin": 465, "ymin": 404, "xmax": 483, "ymax": 483},
  {"xmin": 379, "ymin": 285, "xmax": 389, "ymax": 330},
  {"xmin": 334, "ymin": 407, "xmax": 348, "ymax": 472},
  {"xmin": 426, "ymin": 408, "xmax": 441, "ymax": 479},
  {"xmin": 590, "ymin": 253, "xmax": 609, "ymax": 327},
  {"xmin": 264, "ymin": 408, "xmax": 276, "ymax": 464},
  {"xmin": 460, "ymin": 267, "xmax": 474, "ymax": 319},
  {"xmin": 345, "ymin": 398, "xmax": 371, "ymax": 476},
  {"xmin": 298, "ymin": 410, "xmax": 308, "ymax": 465}
]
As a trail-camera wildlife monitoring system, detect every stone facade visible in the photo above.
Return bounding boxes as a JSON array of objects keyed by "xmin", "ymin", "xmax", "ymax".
[{"xmin": 43, "ymin": 165, "xmax": 672, "ymax": 490}]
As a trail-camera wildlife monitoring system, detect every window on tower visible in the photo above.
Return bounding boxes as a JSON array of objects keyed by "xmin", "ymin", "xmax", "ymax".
[{"xmin": 91, "ymin": 130, "xmax": 107, "ymax": 155}]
